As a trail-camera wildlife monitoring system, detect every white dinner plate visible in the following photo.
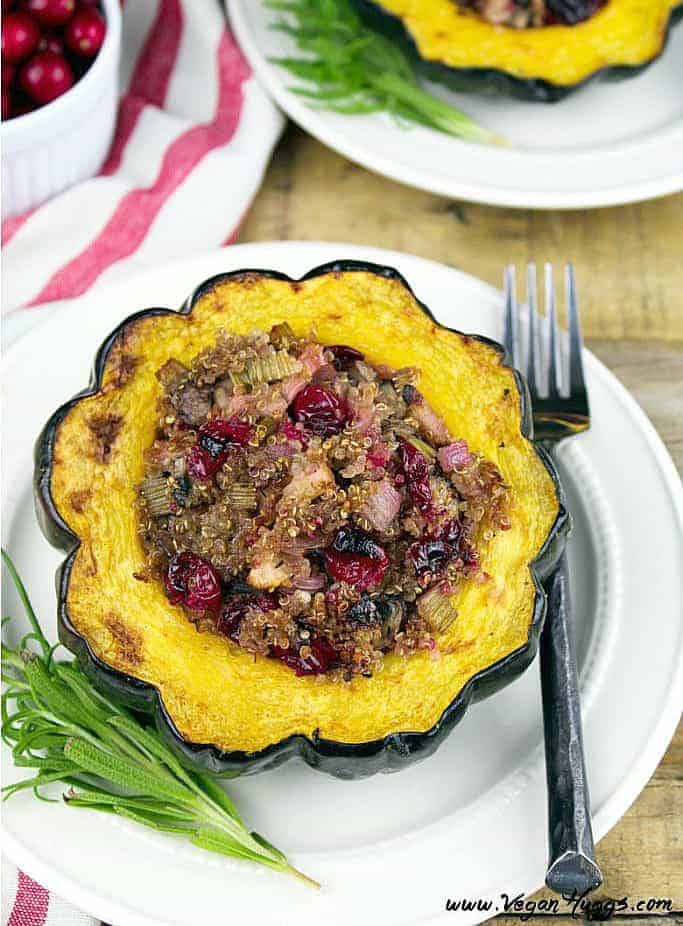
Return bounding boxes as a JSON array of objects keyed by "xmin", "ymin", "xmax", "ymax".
[
  {"xmin": 2, "ymin": 242, "xmax": 682, "ymax": 926},
  {"xmin": 226, "ymin": 0, "xmax": 683, "ymax": 209}
]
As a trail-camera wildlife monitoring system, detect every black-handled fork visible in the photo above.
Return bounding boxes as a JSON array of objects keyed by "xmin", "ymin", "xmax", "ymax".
[{"xmin": 503, "ymin": 264, "xmax": 603, "ymax": 897}]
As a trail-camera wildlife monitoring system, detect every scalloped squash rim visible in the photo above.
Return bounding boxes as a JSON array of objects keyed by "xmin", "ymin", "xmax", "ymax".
[{"xmin": 35, "ymin": 260, "xmax": 568, "ymax": 779}]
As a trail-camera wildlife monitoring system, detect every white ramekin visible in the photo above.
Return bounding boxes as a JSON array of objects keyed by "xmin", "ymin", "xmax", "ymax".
[{"xmin": 1, "ymin": 0, "xmax": 121, "ymax": 219}]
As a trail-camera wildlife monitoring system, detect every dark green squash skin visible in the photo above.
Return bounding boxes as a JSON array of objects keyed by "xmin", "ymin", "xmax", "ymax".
[
  {"xmin": 352, "ymin": 0, "xmax": 683, "ymax": 103},
  {"xmin": 34, "ymin": 260, "xmax": 569, "ymax": 780}
]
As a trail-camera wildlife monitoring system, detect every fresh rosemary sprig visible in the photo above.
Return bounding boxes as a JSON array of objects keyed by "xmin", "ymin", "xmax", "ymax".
[
  {"xmin": 267, "ymin": 0, "xmax": 503, "ymax": 145},
  {"xmin": 1, "ymin": 549, "xmax": 318, "ymax": 889}
]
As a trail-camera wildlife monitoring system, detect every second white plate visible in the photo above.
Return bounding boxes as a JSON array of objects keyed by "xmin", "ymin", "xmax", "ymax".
[
  {"xmin": 227, "ymin": 0, "xmax": 683, "ymax": 209},
  {"xmin": 2, "ymin": 242, "xmax": 682, "ymax": 926}
]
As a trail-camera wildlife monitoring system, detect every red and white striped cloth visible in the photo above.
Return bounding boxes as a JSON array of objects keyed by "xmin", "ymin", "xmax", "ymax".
[
  {"xmin": 2, "ymin": 0, "xmax": 283, "ymax": 320},
  {"xmin": 2, "ymin": 1, "xmax": 283, "ymax": 922}
]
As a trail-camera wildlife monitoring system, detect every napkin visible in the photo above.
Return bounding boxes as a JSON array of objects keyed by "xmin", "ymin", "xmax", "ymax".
[{"xmin": 2, "ymin": 1, "xmax": 283, "ymax": 922}]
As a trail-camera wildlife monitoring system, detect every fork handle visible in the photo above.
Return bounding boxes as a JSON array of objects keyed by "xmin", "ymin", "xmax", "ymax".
[{"xmin": 541, "ymin": 550, "xmax": 603, "ymax": 896}]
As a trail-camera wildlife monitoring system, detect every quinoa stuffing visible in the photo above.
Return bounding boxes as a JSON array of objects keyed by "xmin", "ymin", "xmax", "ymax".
[
  {"xmin": 453, "ymin": 0, "xmax": 605, "ymax": 28},
  {"xmin": 137, "ymin": 325, "xmax": 511, "ymax": 681}
]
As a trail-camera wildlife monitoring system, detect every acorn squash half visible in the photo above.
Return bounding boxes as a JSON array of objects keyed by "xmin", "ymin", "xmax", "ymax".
[
  {"xmin": 35, "ymin": 261, "xmax": 568, "ymax": 779},
  {"xmin": 353, "ymin": 0, "xmax": 683, "ymax": 102}
]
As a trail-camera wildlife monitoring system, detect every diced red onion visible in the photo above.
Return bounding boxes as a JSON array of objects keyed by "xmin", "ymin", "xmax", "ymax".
[
  {"xmin": 293, "ymin": 573, "xmax": 326, "ymax": 591},
  {"xmin": 438, "ymin": 440, "xmax": 473, "ymax": 472},
  {"xmin": 361, "ymin": 478, "xmax": 402, "ymax": 532}
]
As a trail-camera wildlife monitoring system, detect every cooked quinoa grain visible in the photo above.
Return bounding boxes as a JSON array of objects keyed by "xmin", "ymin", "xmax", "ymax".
[{"xmin": 138, "ymin": 326, "xmax": 510, "ymax": 680}]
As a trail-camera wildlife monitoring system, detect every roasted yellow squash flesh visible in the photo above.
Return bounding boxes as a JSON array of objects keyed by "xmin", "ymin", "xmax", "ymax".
[
  {"xmin": 37, "ymin": 263, "xmax": 565, "ymax": 774},
  {"xmin": 356, "ymin": 0, "xmax": 681, "ymax": 95}
]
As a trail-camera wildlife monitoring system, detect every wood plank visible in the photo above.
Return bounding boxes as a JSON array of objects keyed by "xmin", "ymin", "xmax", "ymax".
[
  {"xmin": 238, "ymin": 128, "xmax": 683, "ymax": 916},
  {"xmin": 240, "ymin": 127, "xmax": 683, "ymax": 342}
]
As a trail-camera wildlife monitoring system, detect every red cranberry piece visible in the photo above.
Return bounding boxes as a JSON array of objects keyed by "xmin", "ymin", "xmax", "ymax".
[
  {"xmin": 397, "ymin": 437, "xmax": 436, "ymax": 519},
  {"xmin": 64, "ymin": 5, "xmax": 105, "ymax": 57},
  {"xmin": 22, "ymin": 0, "xmax": 64, "ymax": 23},
  {"xmin": 1, "ymin": 87, "xmax": 12, "ymax": 119},
  {"xmin": 22, "ymin": 0, "xmax": 75, "ymax": 26},
  {"xmin": 37, "ymin": 31, "xmax": 65, "ymax": 55},
  {"xmin": 408, "ymin": 538, "xmax": 451, "ymax": 580},
  {"xmin": 199, "ymin": 417, "xmax": 253, "ymax": 453},
  {"xmin": 217, "ymin": 592, "xmax": 277, "ymax": 642},
  {"xmin": 186, "ymin": 444, "xmax": 220, "ymax": 481},
  {"xmin": 187, "ymin": 417, "xmax": 254, "ymax": 481},
  {"xmin": 20, "ymin": 51, "xmax": 73, "ymax": 104},
  {"xmin": 329, "ymin": 344, "xmax": 364, "ymax": 371},
  {"xmin": 273, "ymin": 636, "xmax": 337, "ymax": 676},
  {"xmin": 323, "ymin": 526, "xmax": 389, "ymax": 590},
  {"xmin": 2, "ymin": 12, "xmax": 40, "ymax": 63},
  {"xmin": 165, "ymin": 552, "xmax": 222, "ymax": 613},
  {"xmin": 2, "ymin": 61, "xmax": 16, "ymax": 89},
  {"xmin": 281, "ymin": 418, "xmax": 309, "ymax": 447},
  {"xmin": 291, "ymin": 384, "xmax": 350, "ymax": 437}
]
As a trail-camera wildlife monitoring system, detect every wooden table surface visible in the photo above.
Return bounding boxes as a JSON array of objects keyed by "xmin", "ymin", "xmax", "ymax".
[{"xmin": 238, "ymin": 126, "xmax": 683, "ymax": 922}]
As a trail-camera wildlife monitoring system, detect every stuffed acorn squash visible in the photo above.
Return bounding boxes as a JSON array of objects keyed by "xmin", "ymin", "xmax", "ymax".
[
  {"xmin": 353, "ymin": 0, "xmax": 683, "ymax": 102},
  {"xmin": 35, "ymin": 261, "xmax": 567, "ymax": 779}
]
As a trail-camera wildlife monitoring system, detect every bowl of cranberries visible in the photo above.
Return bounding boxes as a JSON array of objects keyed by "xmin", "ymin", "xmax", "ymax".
[{"xmin": 1, "ymin": 0, "xmax": 121, "ymax": 216}]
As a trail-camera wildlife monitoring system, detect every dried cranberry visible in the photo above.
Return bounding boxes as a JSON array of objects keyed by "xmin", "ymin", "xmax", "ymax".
[
  {"xmin": 186, "ymin": 444, "xmax": 219, "ymax": 480},
  {"xmin": 272, "ymin": 635, "xmax": 338, "ymax": 676},
  {"xmin": 164, "ymin": 552, "xmax": 222, "ymax": 613},
  {"xmin": 402, "ymin": 384, "xmax": 421, "ymax": 405},
  {"xmin": 218, "ymin": 592, "xmax": 276, "ymax": 642},
  {"xmin": 408, "ymin": 538, "xmax": 450, "ymax": 579},
  {"xmin": 199, "ymin": 417, "xmax": 253, "ymax": 452},
  {"xmin": 435, "ymin": 517, "xmax": 462, "ymax": 545},
  {"xmin": 432, "ymin": 517, "xmax": 478, "ymax": 570},
  {"xmin": 346, "ymin": 595, "xmax": 382, "ymax": 627},
  {"xmin": 398, "ymin": 438, "xmax": 436, "ymax": 519},
  {"xmin": 281, "ymin": 418, "xmax": 309, "ymax": 447},
  {"xmin": 323, "ymin": 526, "xmax": 389, "ymax": 590},
  {"xmin": 545, "ymin": 0, "xmax": 604, "ymax": 23},
  {"xmin": 290, "ymin": 384, "xmax": 350, "ymax": 437},
  {"xmin": 187, "ymin": 417, "xmax": 253, "ymax": 481},
  {"xmin": 329, "ymin": 344, "xmax": 364, "ymax": 371}
]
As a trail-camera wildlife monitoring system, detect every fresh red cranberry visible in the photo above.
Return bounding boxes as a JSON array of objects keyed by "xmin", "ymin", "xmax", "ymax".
[
  {"xmin": 2, "ymin": 61, "xmax": 16, "ymax": 89},
  {"xmin": 545, "ymin": 0, "xmax": 604, "ymax": 24},
  {"xmin": 1, "ymin": 88, "xmax": 12, "ymax": 119},
  {"xmin": 272, "ymin": 635, "xmax": 338, "ymax": 676},
  {"xmin": 22, "ymin": 0, "xmax": 75, "ymax": 26},
  {"xmin": 291, "ymin": 384, "xmax": 350, "ymax": 437},
  {"xmin": 2, "ymin": 12, "xmax": 40, "ymax": 63},
  {"xmin": 20, "ymin": 51, "xmax": 73, "ymax": 104},
  {"xmin": 323, "ymin": 525, "xmax": 389, "ymax": 590},
  {"xmin": 37, "ymin": 31, "xmax": 65, "ymax": 55},
  {"xmin": 164, "ymin": 552, "xmax": 222, "ymax": 613},
  {"xmin": 328, "ymin": 344, "xmax": 364, "ymax": 371},
  {"xmin": 397, "ymin": 437, "xmax": 436, "ymax": 519},
  {"xmin": 64, "ymin": 5, "xmax": 105, "ymax": 56}
]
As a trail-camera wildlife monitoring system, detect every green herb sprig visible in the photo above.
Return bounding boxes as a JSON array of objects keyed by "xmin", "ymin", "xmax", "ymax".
[
  {"xmin": 267, "ymin": 0, "xmax": 503, "ymax": 145},
  {"xmin": 1, "ymin": 549, "xmax": 318, "ymax": 889}
]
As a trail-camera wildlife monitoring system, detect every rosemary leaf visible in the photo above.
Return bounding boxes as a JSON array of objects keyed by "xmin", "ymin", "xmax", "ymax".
[
  {"xmin": 267, "ymin": 0, "xmax": 503, "ymax": 144},
  {"xmin": 1, "ymin": 548, "xmax": 319, "ymax": 889}
]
